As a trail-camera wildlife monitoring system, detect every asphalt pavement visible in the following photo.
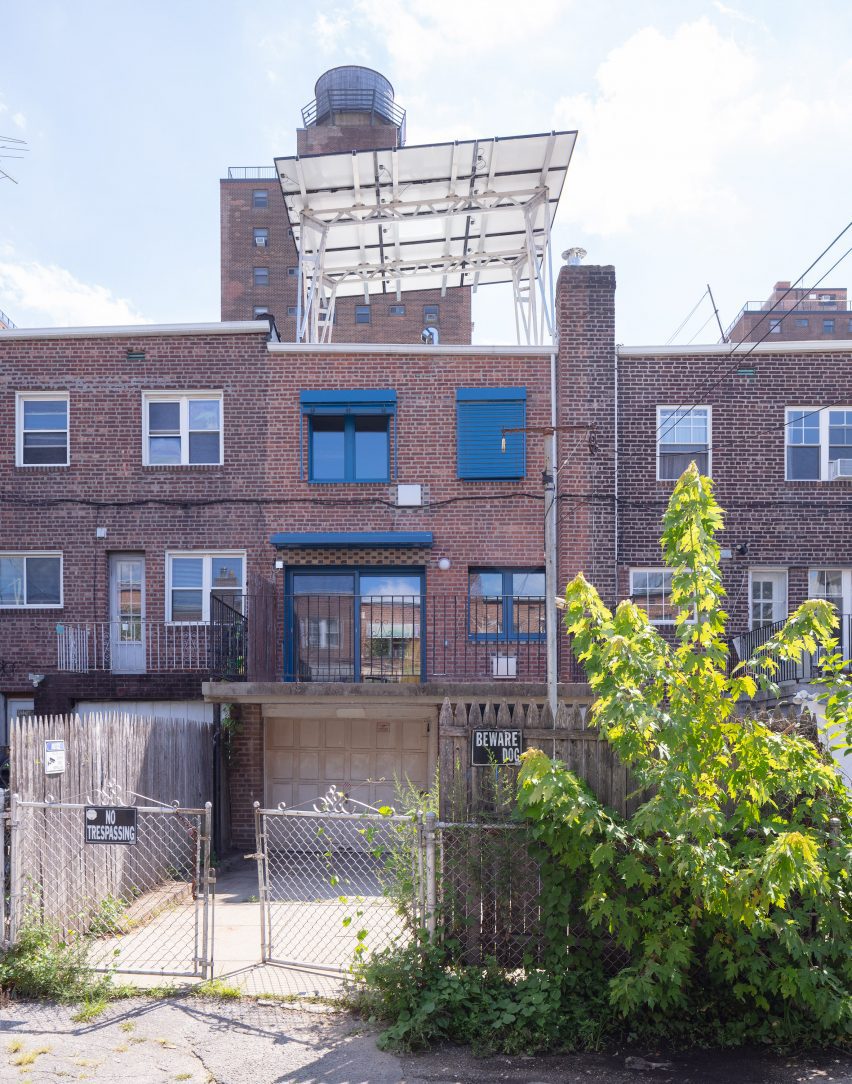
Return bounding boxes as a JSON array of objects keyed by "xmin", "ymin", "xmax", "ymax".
[{"xmin": 0, "ymin": 996, "xmax": 849, "ymax": 1084}]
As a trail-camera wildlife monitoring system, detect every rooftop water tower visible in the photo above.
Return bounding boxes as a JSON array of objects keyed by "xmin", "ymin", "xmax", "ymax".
[{"xmin": 301, "ymin": 66, "xmax": 406, "ymax": 145}]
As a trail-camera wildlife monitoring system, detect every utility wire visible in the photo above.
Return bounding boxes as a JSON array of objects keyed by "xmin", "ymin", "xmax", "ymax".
[
  {"xmin": 653, "ymin": 229, "xmax": 852, "ymax": 447},
  {"xmin": 665, "ymin": 288, "xmax": 709, "ymax": 345}
]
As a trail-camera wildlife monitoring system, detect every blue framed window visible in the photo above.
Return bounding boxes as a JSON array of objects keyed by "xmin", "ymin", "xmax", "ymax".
[
  {"xmin": 355, "ymin": 305, "xmax": 371, "ymax": 324},
  {"xmin": 285, "ymin": 567, "xmax": 424, "ymax": 682},
  {"xmin": 300, "ymin": 390, "xmax": 396, "ymax": 482},
  {"xmin": 468, "ymin": 569, "xmax": 545, "ymax": 641},
  {"xmin": 456, "ymin": 387, "xmax": 526, "ymax": 479}
]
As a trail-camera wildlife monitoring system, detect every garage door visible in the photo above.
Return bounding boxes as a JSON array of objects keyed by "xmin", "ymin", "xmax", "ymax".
[{"xmin": 265, "ymin": 715, "xmax": 430, "ymax": 810}]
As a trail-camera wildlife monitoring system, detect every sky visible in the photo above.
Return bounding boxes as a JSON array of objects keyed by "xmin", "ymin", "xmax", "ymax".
[{"xmin": 1, "ymin": 1, "xmax": 850, "ymax": 345}]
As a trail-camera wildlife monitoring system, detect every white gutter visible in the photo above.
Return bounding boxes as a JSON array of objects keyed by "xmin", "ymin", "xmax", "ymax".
[
  {"xmin": 0, "ymin": 321, "xmax": 270, "ymax": 341},
  {"xmin": 619, "ymin": 339, "xmax": 852, "ymax": 357},
  {"xmin": 267, "ymin": 341, "xmax": 553, "ymax": 357}
]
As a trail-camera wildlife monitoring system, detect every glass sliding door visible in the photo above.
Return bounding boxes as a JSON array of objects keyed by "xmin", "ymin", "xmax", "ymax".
[{"xmin": 287, "ymin": 569, "xmax": 423, "ymax": 682}]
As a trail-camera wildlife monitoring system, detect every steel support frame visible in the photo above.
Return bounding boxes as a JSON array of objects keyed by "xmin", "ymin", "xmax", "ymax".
[{"xmin": 294, "ymin": 142, "xmax": 558, "ymax": 345}]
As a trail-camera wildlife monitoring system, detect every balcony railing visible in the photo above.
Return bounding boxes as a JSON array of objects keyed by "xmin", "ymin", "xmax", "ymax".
[
  {"xmin": 55, "ymin": 595, "xmax": 587, "ymax": 685},
  {"xmin": 728, "ymin": 615, "xmax": 852, "ymax": 682}
]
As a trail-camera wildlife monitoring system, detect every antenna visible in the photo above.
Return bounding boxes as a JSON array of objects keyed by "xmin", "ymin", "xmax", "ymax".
[{"xmin": 0, "ymin": 134, "xmax": 29, "ymax": 184}]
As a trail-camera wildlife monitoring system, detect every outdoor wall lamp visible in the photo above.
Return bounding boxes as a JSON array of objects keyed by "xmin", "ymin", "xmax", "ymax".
[{"xmin": 437, "ymin": 557, "xmax": 451, "ymax": 571}]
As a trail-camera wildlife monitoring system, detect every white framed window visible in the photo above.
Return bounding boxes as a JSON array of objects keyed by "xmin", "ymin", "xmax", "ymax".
[
  {"xmin": 629, "ymin": 568, "xmax": 675, "ymax": 624},
  {"xmin": 0, "ymin": 552, "xmax": 63, "ymax": 608},
  {"xmin": 786, "ymin": 407, "xmax": 852, "ymax": 480},
  {"xmin": 166, "ymin": 551, "xmax": 245, "ymax": 622},
  {"xmin": 16, "ymin": 392, "xmax": 69, "ymax": 466},
  {"xmin": 656, "ymin": 406, "xmax": 710, "ymax": 481},
  {"xmin": 143, "ymin": 392, "xmax": 223, "ymax": 466},
  {"xmin": 809, "ymin": 568, "xmax": 851, "ymax": 612},
  {"xmin": 749, "ymin": 569, "xmax": 787, "ymax": 629}
]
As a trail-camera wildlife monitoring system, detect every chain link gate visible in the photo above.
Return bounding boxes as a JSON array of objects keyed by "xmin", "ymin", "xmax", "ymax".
[
  {"xmin": 252, "ymin": 787, "xmax": 423, "ymax": 973},
  {"xmin": 9, "ymin": 792, "xmax": 214, "ymax": 979}
]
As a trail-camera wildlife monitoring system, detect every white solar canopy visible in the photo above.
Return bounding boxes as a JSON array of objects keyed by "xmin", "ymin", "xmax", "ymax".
[{"xmin": 273, "ymin": 131, "xmax": 577, "ymax": 343}]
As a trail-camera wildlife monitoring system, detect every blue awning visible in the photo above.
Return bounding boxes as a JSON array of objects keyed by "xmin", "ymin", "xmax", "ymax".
[
  {"xmin": 299, "ymin": 389, "xmax": 397, "ymax": 415},
  {"xmin": 270, "ymin": 531, "xmax": 433, "ymax": 548}
]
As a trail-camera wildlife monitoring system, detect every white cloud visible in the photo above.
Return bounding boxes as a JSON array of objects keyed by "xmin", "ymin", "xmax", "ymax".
[
  {"xmin": 354, "ymin": 0, "xmax": 565, "ymax": 79},
  {"xmin": 11, "ymin": 112, "xmax": 26, "ymax": 130},
  {"xmin": 553, "ymin": 18, "xmax": 852, "ymax": 235},
  {"xmin": 314, "ymin": 10, "xmax": 351, "ymax": 54},
  {"xmin": 0, "ymin": 253, "xmax": 146, "ymax": 327},
  {"xmin": 712, "ymin": 1, "xmax": 760, "ymax": 25}
]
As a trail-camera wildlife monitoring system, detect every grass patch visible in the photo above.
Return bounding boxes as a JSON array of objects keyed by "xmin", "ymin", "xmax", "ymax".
[
  {"xmin": 71, "ymin": 996, "xmax": 109, "ymax": 1023},
  {"xmin": 11, "ymin": 1044, "xmax": 50, "ymax": 1067},
  {"xmin": 119, "ymin": 1022, "xmax": 134, "ymax": 1033},
  {"xmin": 190, "ymin": 979, "xmax": 241, "ymax": 1000},
  {"xmin": 5, "ymin": 1039, "xmax": 22, "ymax": 1053}
]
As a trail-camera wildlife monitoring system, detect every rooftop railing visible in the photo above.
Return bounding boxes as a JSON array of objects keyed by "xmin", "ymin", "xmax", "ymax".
[
  {"xmin": 725, "ymin": 297, "xmax": 851, "ymax": 338},
  {"xmin": 226, "ymin": 166, "xmax": 278, "ymax": 180},
  {"xmin": 301, "ymin": 88, "xmax": 406, "ymax": 145}
]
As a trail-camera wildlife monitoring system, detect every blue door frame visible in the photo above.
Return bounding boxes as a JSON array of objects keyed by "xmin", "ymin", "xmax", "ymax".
[{"xmin": 282, "ymin": 566, "xmax": 426, "ymax": 682}]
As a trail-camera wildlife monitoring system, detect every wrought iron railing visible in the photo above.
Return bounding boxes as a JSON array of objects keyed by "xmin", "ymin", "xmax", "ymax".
[
  {"xmin": 301, "ymin": 88, "xmax": 406, "ymax": 144},
  {"xmin": 728, "ymin": 614, "xmax": 852, "ymax": 682},
  {"xmin": 55, "ymin": 595, "xmax": 587, "ymax": 685}
]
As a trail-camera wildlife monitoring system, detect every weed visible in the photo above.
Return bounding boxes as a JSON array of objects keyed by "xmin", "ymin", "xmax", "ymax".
[
  {"xmin": 118, "ymin": 1022, "xmax": 134, "ymax": 1033},
  {"xmin": 11, "ymin": 1045, "xmax": 49, "ymax": 1067},
  {"xmin": 86, "ymin": 895, "xmax": 128, "ymax": 936},
  {"xmin": 0, "ymin": 922, "xmax": 106, "ymax": 1002},
  {"xmin": 190, "ymin": 979, "xmax": 241, "ymax": 1000},
  {"xmin": 5, "ymin": 1039, "xmax": 22, "ymax": 1053},
  {"xmin": 113, "ymin": 1044, "xmax": 128, "ymax": 1053},
  {"xmin": 175, "ymin": 1075, "xmax": 192, "ymax": 1082},
  {"xmin": 71, "ymin": 997, "xmax": 108, "ymax": 1023}
]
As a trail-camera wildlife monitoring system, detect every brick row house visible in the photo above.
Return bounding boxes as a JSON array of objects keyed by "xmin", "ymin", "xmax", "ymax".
[{"xmin": 4, "ymin": 265, "xmax": 852, "ymax": 840}]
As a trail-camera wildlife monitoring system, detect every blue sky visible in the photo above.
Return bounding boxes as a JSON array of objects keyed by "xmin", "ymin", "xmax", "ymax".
[{"xmin": 1, "ymin": 1, "xmax": 850, "ymax": 344}]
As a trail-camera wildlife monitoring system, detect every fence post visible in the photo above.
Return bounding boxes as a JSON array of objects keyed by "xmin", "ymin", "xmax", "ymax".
[
  {"xmin": 8, "ymin": 792, "xmax": 19, "ymax": 945},
  {"xmin": 201, "ymin": 801, "xmax": 214, "ymax": 979},
  {"xmin": 253, "ymin": 802, "xmax": 268, "ymax": 961},
  {"xmin": 416, "ymin": 811, "xmax": 426, "ymax": 929},
  {"xmin": 829, "ymin": 817, "xmax": 841, "ymax": 847},
  {"xmin": 424, "ymin": 811, "xmax": 437, "ymax": 940},
  {"xmin": 0, "ymin": 789, "xmax": 5, "ymax": 949}
]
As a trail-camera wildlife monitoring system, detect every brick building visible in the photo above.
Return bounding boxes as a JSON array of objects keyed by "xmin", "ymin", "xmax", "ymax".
[
  {"xmin": 220, "ymin": 66, "xmax": 472, "ymax": 344},
  {"xmin": 5, "ymin": 262, "xmax": 852, "ymax": 838},
  {"xmin": 726, "ymin": 280, "xmax": 850, "ymax": 343}
]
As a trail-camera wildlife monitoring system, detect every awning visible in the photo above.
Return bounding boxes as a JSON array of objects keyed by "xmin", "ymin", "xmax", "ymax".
[{"xmin": 270, "ymin": 532, "xmax": 433, "ymax": 548}]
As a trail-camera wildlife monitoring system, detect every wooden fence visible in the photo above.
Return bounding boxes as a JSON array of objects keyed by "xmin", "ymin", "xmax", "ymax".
[
  {"xmin": 438, "ymin": 696, "xmax": 642, "ymax": 820},
  {"xmin": 10, "ymin": 712, "xmax": 213, "ymax": 807}
]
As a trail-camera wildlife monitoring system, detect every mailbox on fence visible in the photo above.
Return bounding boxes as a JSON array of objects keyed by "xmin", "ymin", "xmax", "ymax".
[
  {"xmin": 471, "ymin": 729, "xmax": 522, "ymax": 766},
  {"xmin": 84, "ymin": 806, "xmax": 138, "ymax": 845}
]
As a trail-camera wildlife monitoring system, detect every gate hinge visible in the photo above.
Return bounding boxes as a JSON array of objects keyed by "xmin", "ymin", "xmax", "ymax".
[{"xmin": 244, "ymin": 852, "xmax": 263, "ymax": 861}]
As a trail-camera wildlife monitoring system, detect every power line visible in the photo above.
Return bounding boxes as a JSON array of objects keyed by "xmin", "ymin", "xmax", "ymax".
[
  {"xmin": 653, "ymin": 228, "xmax": 852, "ymax": 447},
  {"xmin": 665, "ymin": 288, "xmax": 709, "ymax": 345}
]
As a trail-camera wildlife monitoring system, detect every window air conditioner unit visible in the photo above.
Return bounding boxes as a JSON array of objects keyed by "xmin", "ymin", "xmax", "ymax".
[
  {"xmin": 829, "ymin": 459, "xmax": 852, "ymax": 479},
  {"xmin": 255, "ymin": 237, "xmax": 267, "ymax": 246},
  {"xmin": 491, "ymin": 654, "xmax": 517, "ymax": 678}
]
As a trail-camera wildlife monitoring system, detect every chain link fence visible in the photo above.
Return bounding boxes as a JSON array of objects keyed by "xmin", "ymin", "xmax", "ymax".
[
  {"xmin": 9, "ymin": 795, "xmax": 213, "ymax": 978},
  {"xmin": 255, "ymin": 800, "xmax": 419, "ymax": 972}
]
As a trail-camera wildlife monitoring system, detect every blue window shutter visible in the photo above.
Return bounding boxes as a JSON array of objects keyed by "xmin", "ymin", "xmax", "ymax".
[{"xmin": 456, "ymin": 388, "xmax": 526, "ymax": 479}]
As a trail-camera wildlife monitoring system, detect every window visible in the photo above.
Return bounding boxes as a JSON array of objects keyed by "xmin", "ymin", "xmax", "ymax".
[
  {"xmin": 769, "ymin": 318, "xmax": 782, "ymax": 334},
  {"xmin": 819, "ymin": 294, "xmax": 836, "ymax": 307},
  {"xmin": 287, "ymin": 266, "xmax": 298, "ymax": 277},
  {"xmin": 749, "ymin": 570, "xmax": 787, "ymax": 628},
  {"xmin": 253, "ymin": 306, "xmax": 269, "ymax": 318},
  {"xmin": 468, "ymin": 570, "xmax": 545, "ymax": 640},
  {"xmin": 630, "ymin": 569, "xmax": 675, "ymax": 624},
  {"xmin": 823, "ymin": 319, "xmax": 835, "ymax": 334},
  {"xmin": 456, "ymin": 387, "xmax": 526, "ymax": 480},
  {"xmin": 143, "ymin": 392, "xmax": 223, "ymax": 466},
  {"xmin": 253, "ymin": 267, "xmax": 269, "ymax": 287},
  {"xmin": 355, "ymin": 305, "xmax": 371, "ymax": 325},
  {"xmin": 656, "ymin": 406, "xmax": 710, "ymax": 480},
  {"xmin": 389, "ymin": 304, "xmax": 406, "ymax": 316},
  {"xmin": 300, "ymin": 389, "xmax": 396, "ymax": 482},
  {"xmin": 252, "ymin": 189, "xmax": 268, "ymax": 208},
  {"xmin": 423, "ymin": 304, "xmax": 439, "ymax": 323},
  {"xmin": 253, "ymin": 227, "xmax": 268, "ymax": 247},
  {"xmin": 287, "ymin": 306, "xmax": 298, "ymax": 317},
  {"xmin": 786, "ymin": 407, "xmax": 852, "ymax": 480},
  {"xmin": 166, "ymin": 552, "xmax": 245, "ymax": 622},
  {"xmin": 0, "ymin": 553, "xmax": 62, "ymax": 608},
  {"xmin": 796, "ymin": 318, "xmax": 809, "ymax": 329},
  {"xmin": 848, "ymin": 320, "xmax": 852, "ymax": 334},
  {"xmin": 16, "ymin": 393, "xmax": 69, "ymax": 466}
]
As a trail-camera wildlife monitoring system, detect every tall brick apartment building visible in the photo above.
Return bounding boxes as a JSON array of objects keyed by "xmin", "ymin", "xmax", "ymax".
[
  {"xmin": 726, "ymin": 280, "xmax": 850, "ymax": 343},
  {"xmin": 220, "ymin": 66, "xmax": 472, "ymax": 344}
]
